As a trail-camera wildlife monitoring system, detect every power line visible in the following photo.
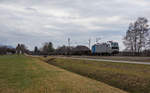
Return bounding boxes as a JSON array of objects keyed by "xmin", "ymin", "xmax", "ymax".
[{"xmin": 96, "ymin": 37, "xmax": 101, "ymax": 43}]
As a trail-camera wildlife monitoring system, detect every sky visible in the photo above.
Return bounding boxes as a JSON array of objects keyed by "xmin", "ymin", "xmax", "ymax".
[{"xmin": 0, "ymin": 0, "xmax": 150, "ymax": 50}]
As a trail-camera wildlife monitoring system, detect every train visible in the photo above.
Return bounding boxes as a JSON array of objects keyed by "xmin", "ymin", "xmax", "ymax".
[{"xmin": 91, "ymin": 41, "xmax": 119, "ymax": 55}]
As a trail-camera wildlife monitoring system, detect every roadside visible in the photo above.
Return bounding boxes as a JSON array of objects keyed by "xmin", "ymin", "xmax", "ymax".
[
  {"xmin": 56, "ymin": 56, "xmax": 150, "ymax": 65},
  {"xmin": 71, "ymin": 56, "xmax": 150, "ymax": 62}
]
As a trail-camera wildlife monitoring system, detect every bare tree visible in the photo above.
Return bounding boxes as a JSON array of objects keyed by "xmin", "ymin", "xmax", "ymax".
[
  {"xmin": 41, "ymin": 42, "xmax": 55, "ymax": 55},
  {"xmin": 16, "ymin": 44, "xmax": 21, "ymax": 54},
  {"xmin": 16, "ymin": 44, "xmax": 28, "ymax": 54},
  {"xmin": 146, "ymin": 29, "xmax": 150, "ymax": 50},
  {"xmin": 55, "ymin": 45, "xmax": 68, "ymax": 55},
  {"xmin": 123, "ymin": 17, "xmax": 149, "ymax": 54},
  {"xmin": 34, "ymin": 46, "xmax": 39, "ymax": 55},
  {"xmin": 123, "ymin": 23, "xmax": 135, "ymax": 52},
  {"xmin": 20, "ymin": 44, "xmax": 27, "ymax": 54}
]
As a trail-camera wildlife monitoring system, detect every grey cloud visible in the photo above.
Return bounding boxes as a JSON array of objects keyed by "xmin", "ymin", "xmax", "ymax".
[{"xmin": 0, "ymin": 0, "xmax": 150, "ymax": 50}]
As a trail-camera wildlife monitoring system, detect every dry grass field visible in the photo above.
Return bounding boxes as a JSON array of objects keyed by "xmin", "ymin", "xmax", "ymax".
[
  {"xmin": 0, "ymin": 55, "xmax": 127, "ymax": 93},
  {"xmin": 43, "ymin": 57, "xmax": 150, "ymax": 93}
]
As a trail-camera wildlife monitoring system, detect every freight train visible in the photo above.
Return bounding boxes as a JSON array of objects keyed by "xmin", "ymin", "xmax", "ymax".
[{"xmin": 92, "ymin": 41, "xmax": 119, "ymax": 55}]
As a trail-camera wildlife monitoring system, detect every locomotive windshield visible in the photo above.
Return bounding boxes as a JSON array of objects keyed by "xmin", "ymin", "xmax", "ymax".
[{"xmin": 111, "ymin": 42, "xmax": 119, "ymax": 49}]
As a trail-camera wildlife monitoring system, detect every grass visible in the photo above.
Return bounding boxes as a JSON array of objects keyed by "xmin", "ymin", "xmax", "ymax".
[
  {"xmin": 0, "ymin": 55, "xmax": 127, "ymax": 93},
  {"xmin": 43, "ymin": 57, "xmax": 150, "ymax": 93}
]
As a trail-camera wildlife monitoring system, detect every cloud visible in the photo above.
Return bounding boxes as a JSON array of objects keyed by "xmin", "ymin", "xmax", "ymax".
[{"xmin": 0, "ymin": 0, "xmax": 150, "ymax": 50}]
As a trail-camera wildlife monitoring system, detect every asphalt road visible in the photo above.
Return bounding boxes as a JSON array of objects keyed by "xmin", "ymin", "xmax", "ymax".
[{"xmin": 61, "ymin": 57, "xmax": 150, "ymax": 65}]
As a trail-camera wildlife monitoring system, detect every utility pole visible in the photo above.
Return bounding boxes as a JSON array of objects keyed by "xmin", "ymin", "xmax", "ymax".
[
  {"xmin": 68, "ymin": 38, "xmax": 70, "ymax": 48},
  {"xmin": 88, "ymin": 38, "xmax": 91, "ymax": 49},
  {"xmin": 68, "ymin": 38, "xmax": 70, "ymax": 55}
]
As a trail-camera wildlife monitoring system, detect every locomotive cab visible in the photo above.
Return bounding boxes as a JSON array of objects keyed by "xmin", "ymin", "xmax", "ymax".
[
  {"xmin": 92, "ymin": 41, "xmax": 119, "ymax": 55},
  {"xmin": 109, "ymin": 42, "xmax": 119, "ymax": 54}
]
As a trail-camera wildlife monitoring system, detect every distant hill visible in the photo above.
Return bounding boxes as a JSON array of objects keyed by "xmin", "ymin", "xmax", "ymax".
[
  {"xmin": 6, "ymin": 45, "xmax": 14, "ymax": 49},
  {"xmin": 0, "ymin": 44, "xmax": 14, "ymax": 49}
]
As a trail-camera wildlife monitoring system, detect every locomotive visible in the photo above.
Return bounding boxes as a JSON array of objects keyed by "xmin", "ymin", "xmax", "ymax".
[{"xmin": 92, "ymin": 41, "xmax": 119, "ymax": 55}]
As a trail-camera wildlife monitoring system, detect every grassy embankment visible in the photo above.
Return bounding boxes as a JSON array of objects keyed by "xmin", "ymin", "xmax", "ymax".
[
  {"xmin": 43, "ymin": 57, "xmax": 150, "ymax": 93},
  {"xmin": 0, "ymin": 55, "xmax": 127, "ymax": 93}
]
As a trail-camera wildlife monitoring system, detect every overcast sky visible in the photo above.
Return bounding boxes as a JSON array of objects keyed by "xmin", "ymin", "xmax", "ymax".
[{"xmin": 0, "ymin": 0, "xmax": 150, "ymax": 50}]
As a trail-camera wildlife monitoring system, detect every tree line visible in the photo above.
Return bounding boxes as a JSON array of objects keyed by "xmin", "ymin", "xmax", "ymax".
[
  {"xmin": 123, "ymin": 17, "xmax": 150, "ymax": 56},
  {"xmin": 0, "ymin": 46, "xmax": 16, "ymax": 55},
  {"xmin": 0, "ymin": 42, "xmax": 91, "ymax": 56},
  {"xmin": 33, "ymin": 43, "xmax": 91, "ymax": 56}
]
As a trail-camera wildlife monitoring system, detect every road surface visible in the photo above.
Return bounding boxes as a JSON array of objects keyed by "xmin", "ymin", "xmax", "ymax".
[{"xmin": 59, "ymin": 57, "xmax": 150, "ymax": 65}]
